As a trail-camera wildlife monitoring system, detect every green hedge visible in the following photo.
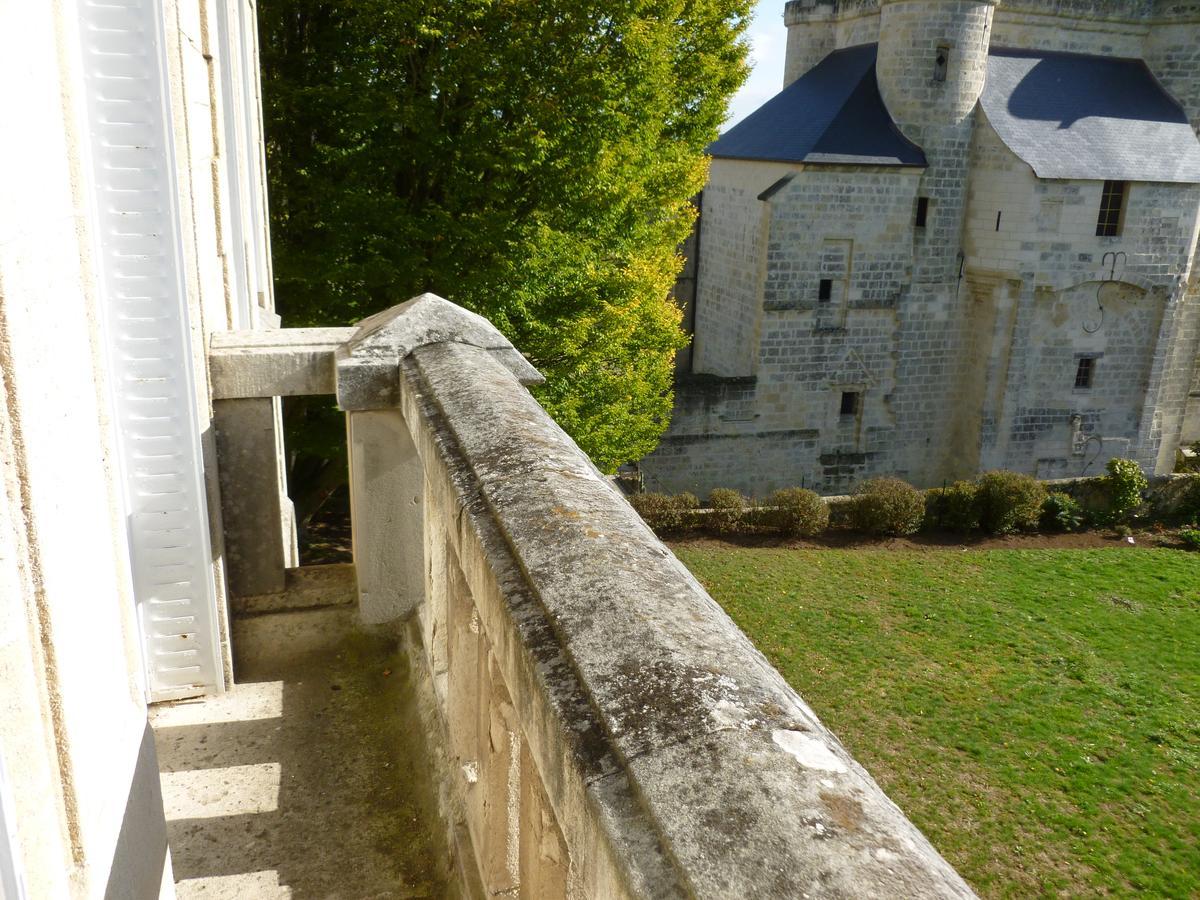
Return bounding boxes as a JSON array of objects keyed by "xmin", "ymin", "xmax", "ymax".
[
  {"xmin": 847, "ymin": 477, "xmax": 926, "ymax": 536},
  {"xmin": 627, "ymin": 465, "xmax": 1191, "ymax": 541}
]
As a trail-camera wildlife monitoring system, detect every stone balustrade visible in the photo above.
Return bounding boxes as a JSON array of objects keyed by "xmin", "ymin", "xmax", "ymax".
[{"xmin": 209, "ymin": 294, "xmax": 977, "ymax": 898}]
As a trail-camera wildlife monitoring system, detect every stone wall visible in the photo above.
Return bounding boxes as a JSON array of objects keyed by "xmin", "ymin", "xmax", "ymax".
[
  {"xmin": 648, "ymin": 0, "xmax": 1200, "ymax": 498},
  {"xmin": 643, "ymin": 160, "xmax": 970, "ymax": 496},
  {"xmin": 690, "ymin": 160, "xmax": 790, "ymax": 377},
  {"xmin": 961, "ymin": 117, "xmax": 1200, "ymax": 476}
]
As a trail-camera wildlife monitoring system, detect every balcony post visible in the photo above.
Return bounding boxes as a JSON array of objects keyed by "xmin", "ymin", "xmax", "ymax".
[
  {"xmin": 212, "ymin": 396, "xmax": 296, "ymax": 597},
  {"xmin": 346, "ymin": 408, "xmax": 424, "ymax": 623},
  {"xmin": 335, "ymin": 293, "xmax": 543, "ymax": 625}
]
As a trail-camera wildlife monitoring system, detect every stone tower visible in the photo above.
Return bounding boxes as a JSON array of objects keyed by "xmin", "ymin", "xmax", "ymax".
[
  {"xmin": 875, "ymin": 0, "xmax": 996, "ymax": 281},
  {"xmin": 643, "ymin": 0, "xmax": 1200, "ymax": 498}
]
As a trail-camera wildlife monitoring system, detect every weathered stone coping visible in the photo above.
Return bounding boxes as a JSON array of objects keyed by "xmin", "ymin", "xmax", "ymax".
[
  {"xmin": 394, "ymin": 333, "xmax": 976, "ymax": 896},
  {"xmin": 208, "ymin": 326, "xmax": 354, "ymax": 398}
]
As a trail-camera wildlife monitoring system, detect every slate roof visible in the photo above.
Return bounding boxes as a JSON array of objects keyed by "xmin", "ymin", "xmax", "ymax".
[
  {"xmin": 981, "ymin": 48, "xmax": 1200, "ymax": 183},
  {"xmin": 708, "ymin": 44, "xmax": 926, "ymax": 167}
]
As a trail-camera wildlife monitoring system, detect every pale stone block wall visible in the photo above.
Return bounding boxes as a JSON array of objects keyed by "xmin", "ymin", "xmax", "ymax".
[
  {"xmin": 783, "ymin": 2, "xmax": 838, "ymax": 87},
  {"xmin": 690, "ymin": 160, "xmax": 796, "ymax": 377},
  {"xmin": 762, "ymin": 166, "xmax": 923, "ymax": 312},
  {"xmin": 1146, "ymin": 20, "xmax": 1200, "ymax": 133},
  {"xmin": 650, "ymin": 0, "xmax": 1200, "ymax": 497},
  {"xmin": 782, "ymin": 0, "xmax": 881, "ymax": 88},
  {"xmin": 989, "ymin": 8, "xmax": 1146, "ymax": 57},
  {"xmin": 964, "ymin": 118, "xmax": 1200, "ymax": 291},
  {"xmin": 644, "ymin": 158, "xmax": 967, "ymax": 496},
  {"xmin": 962, "ymin": 117, "xmax": 1200, "ymax": 476}
]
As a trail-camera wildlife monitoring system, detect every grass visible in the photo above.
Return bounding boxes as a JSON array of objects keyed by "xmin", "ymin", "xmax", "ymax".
[{"xmin": 672, "ymin": 544, "xmax": 1200, "ymax": 898}]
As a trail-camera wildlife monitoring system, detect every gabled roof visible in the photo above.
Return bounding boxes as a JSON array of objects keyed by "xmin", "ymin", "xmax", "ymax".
[
  {"xmin": 708, "ymin": 44, "xmax": 926, "ymax": 168},
  {"xmin": 981, "ymin": 48, "xmax": 1200, "ymax": 183}
]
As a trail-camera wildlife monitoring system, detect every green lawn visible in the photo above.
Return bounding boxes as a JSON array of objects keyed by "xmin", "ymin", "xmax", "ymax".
[{"xmin": 672, "ymin": 544, "xmax": 1200, "ymax": 898}]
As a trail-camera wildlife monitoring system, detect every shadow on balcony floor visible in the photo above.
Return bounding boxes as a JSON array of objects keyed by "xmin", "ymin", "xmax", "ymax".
[{"xmin": 150, "ymin": 568, "xmax": 454, "ymax": 899}]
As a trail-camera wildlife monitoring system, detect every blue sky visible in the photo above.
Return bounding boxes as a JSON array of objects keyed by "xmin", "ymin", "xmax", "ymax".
[{"xmin": 726, "ymin": 1, "xmax": 787, "ymax": 128}]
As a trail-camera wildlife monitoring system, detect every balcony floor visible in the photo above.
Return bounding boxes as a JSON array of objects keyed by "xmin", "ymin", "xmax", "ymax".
[{"xmin": 150, "ymin": 565, "xmax": 454, "ymax": 898}]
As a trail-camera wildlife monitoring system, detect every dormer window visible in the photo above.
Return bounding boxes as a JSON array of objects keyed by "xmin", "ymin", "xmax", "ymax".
[
  {"xmin": 933, "ymin": 45, "xmax": 950, "ymax": 82},
  {"xmin": 1096, "ymin": 180, "xmax": 1126, "ymax": 236}
]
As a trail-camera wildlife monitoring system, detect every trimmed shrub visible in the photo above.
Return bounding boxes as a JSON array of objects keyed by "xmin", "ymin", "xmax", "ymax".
[
  {"xmin": 925, "ymin": 480, "xmax": 980, "ymax": 532},
  {"xmin": 629, "ymin": 492, "xmax": 698, "ymax": 533},
  {"xmin": 1041, "ymin": 491, "xmax": 1083, "ymax": 532},
  {"xmin": 975, "ymin": 470, "xmax": 1047, "ymax": 535},
  {"xmin": 1179, "ymin": 478, "xmax": 1200, "ymax": 524},
  {"xmin": 766, "ymin": 487, "xmax": 830, "ymax": 537},
  {"xmin": 1102, "ymin": 457, "xmax": 1148, "ymax": 524},
  {"xmin": 848, "ymin": 477, "xmax": 925, "ymax": 536},
  {"xmin": 708, "ymin": 488, "xmax": 749, "ymax": 535},
  {"xmin": 1179, "ymin": 525, "xmax": 1200, "ymax": 550}
]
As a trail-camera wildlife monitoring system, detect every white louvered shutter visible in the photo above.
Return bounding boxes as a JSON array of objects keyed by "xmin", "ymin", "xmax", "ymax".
[{"xmin": 78, "ymin": 0, "xmax": 224, "ymax": 699}]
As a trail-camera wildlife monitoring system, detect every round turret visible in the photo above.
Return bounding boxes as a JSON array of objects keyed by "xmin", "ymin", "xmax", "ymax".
[
  {"xmin": 875, "ymin": 0, "xmax": 997, "ymax": 142},
  {"xmin": 783, "ymin": 0, "xmax": 838, "ymax": 88}
]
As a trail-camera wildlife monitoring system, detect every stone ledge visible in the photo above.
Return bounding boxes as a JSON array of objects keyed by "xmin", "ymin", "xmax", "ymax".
[
  {"xmin": 208, "ymin": 327, "xmax": 353, "ymax": 398},
  {"xmin": 231, "ymin": 564, "xmax": 357, "ymax": 617},
  {"xmin": 400, "ymin": 338, "xmax": 976, "ymax": 898},
  {"xmin": 335, "ymin": 293, "xmax": 543, "ymax": 410}
]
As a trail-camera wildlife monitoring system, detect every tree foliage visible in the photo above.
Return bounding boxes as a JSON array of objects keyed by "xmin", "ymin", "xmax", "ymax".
[{"xmin": 257, "ymin": 0, "xmax": 751, "ymax": 471}]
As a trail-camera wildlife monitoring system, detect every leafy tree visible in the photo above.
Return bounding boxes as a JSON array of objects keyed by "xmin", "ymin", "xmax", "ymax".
[{"xmin": 257, "ymin": 0, "xmax": 751, "ymax": 507}]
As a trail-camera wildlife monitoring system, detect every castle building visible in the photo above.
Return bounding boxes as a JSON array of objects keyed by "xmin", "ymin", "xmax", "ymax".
[{"xmin": 642, "ymin": 0, "xmax": 1200, "ymax": 497}]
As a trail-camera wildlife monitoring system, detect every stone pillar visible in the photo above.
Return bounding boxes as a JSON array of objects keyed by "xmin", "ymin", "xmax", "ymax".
[
  {"xmin": 334, "ymin": 293, "xmax": 544, "ymax": 627},
  {"xmin": 213, "ymin": 398, "xmax": 289, "ymax": 596},
  {"xmin": 519, "ymin": 740, "xmax": 569, "ymax": 899},
  {"xmin": 346, "ymin": 409, "xmax": 424, "ymax": 623}
]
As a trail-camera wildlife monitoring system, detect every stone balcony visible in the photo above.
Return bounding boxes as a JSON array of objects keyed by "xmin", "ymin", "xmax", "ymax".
[
  {"xmin": 154, "ymin": 294, "xmax": 977, "ymax": 898},
  {"xmin": 150, "ymin": 564, "xmax": 455, "ymax": 897}
]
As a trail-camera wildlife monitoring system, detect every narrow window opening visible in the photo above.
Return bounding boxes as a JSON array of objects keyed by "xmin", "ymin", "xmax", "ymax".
[
  {"xmin": 995, "ymin": 210, "xmax": 1002, "ymax": 231},
  {"xmin": 1096, "ymin": 180, "xmax": 1126, "ymax": 236},
  {"xmin": 933, "ymin": 45, "xmax": 950, "ymax": 82},
  {"xmin": 1074, "ymin": 357, "xmax": 1096, "ymax": 389},
  {"xmin": 818, "ymin": 278, "xmax": 833, "ymax": 302},
  {"xmin": 915, "ymin": 196, "xmax": 929, "ymax": 228},
  {"xmin": 840, "ymin": 391, "xmax": 861, "ymax": 416}
]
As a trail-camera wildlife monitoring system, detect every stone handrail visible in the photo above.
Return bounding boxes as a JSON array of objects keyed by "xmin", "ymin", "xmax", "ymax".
[
  {"xmin": 334, "ymin": 295, "xmax": 976, "ymax": 898},
  {"xmin": 206, "ymin": 294, "xmax": 976, "ymax": 896}
]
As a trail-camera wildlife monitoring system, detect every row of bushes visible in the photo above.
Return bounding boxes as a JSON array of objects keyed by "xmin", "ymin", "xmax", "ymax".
[
  {"xmin": 630, "ymin": 459, "xmax": 1171, "ymax": 538},
  {"xmin": 628, "ymin": 487, "xmax": 832, "ymax": 537}
]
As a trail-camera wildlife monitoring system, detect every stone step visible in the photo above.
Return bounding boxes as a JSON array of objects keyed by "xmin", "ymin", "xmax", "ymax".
[{"xmin": 231, "ymin": 563, "xmax": 357, "ymax": 617}]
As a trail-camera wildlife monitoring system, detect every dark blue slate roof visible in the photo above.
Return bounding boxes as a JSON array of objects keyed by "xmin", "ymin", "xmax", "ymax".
[
  {"xmin": 708, "ymin": 44, "xmax": 926, "ymax": 167},
  {"xmin": 981, "ymin": 48, "xmax": 1200, "ymax": 183}
]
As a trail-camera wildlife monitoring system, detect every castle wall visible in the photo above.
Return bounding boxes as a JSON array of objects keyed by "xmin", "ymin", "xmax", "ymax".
[
  {"xmin": 834, "ymin": 11, "xmax": 883, "ymax": 47},
  {"xmin": 784, "ymin": 3, "xmax": 838, "ymax": 87},
  {"xmin": 783, "ymin": 0, "xmax": 881, "ymax": 86},
  {"xmin": 690, "ymin": 160, "xmax": 794, "ymax": 377},
  {"xmin": 961, "ymin": 117, "xmax": 1200, "ymax": 476},
  {"xmin": 1145, "ymin": 20, "xmax": 1200, "ymax": 133},
  {"xmin": 646, "ymin": 163, "xmax": 967, "ymax": 496},
  {"xmin": 964, "ymin": 118, "xmax": 1200, "ymax": 291},
  {"xmin": 877, "ymin": 0, "xmax": 996, "ymax": 282},
  {"xmin": 648, "ymin": 0, "xmax": 1200, "ymax": 497},
  {"xmin": 989, "ymin": 8, "xmax": 1147, "ymax": 56}
]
